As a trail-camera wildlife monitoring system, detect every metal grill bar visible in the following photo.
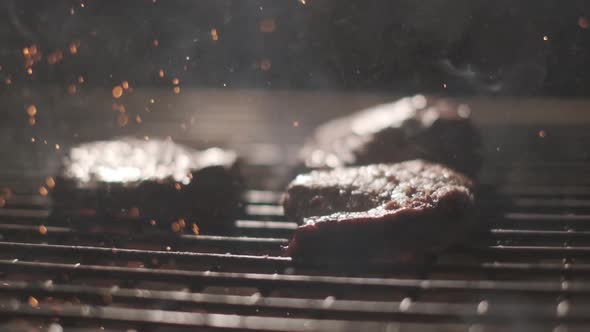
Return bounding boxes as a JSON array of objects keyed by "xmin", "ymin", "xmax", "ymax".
[
  {"xmin": 0, "ymin": 281, "xmax": 585, "ymax": 323},
  {"xmin": 2, "ymin": 241, "xmax": 590, "ymax": 277},
  {"xmin": 0, "ymin": 259, "xmax": 587, "ymax": 296}
]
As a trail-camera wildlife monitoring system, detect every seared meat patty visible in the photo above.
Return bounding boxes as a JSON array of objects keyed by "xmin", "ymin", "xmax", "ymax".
[
  {"xmin": 301, "ymin": 95, "xmax": 481, "ymax": 176},
  {"xmin": 283, "ymin": 160, "xmax": 474, "ymax": 260},
  {"xmin": 50, "ymin": 138, "xmax": 242, "ymax": 234}
]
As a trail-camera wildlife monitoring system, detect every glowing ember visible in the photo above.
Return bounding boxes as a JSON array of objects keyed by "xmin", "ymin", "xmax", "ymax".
[
  {"xmin": 579, "ymin": 17, "xmax": 589, "ymax": 29},
  {"xmin": 67, "ymin": 84, "xmax": 77, "ymax": 95},
  {"xmin": 122, "ymin": 81, "xmax": 130, "ymax": 90},
  {"xmin": 538, "ymin": 130, "xmax": 547, "ymax": 138},
  {"xmin": 210, "ymin": 28, "xmax": 219, "ymax": 41},
  {"xmin": 260, "ymin": 59, "xmax": 272, "ymax": 71},
  {"xmin": 158, "ymin": 69, "xmax": 165, "ymax": 78},
  {"xmin": 69, "ymin": 41, "xmax": 79, "ymax": 55},
  {"xmin": 259, "ymin": 19, "xmax": 276, "ymax": 33},
  {"xmin": 173, "ymin": 86, "xmax": 180, "ymax": 94},
  {"xmin": 192, "ymin": 223, "xmax": 200, "ymax": 235},
  {"xmin": 28, "ymin": 296, "xmax": 39, "ymax": 308},
  {"xmin": 39, "ymin": 186, "xmax": 48, "ymax": 196},
  {"xmin": 46, "ymin": 177, "xmax": 56, "ymax": 188},
  {"xmin": 26, "ymin": 105, "xmax": 37, "ymax": 117},
  {"xmin": 112, "ymin": 85, "xmax": 123, "ymax": 99},
  {"xmin": 39, "ymin": 225, "xmax": 48, "ymax": 235},
  {"xmin": 172, "ymin": 78, "xmax": 179, "ymax": 85}
]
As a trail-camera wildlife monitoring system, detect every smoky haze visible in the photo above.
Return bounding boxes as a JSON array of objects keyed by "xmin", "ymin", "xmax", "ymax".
[{"xmin": 0, "ymin": 0, "xmax": 589, "ymax": 96}]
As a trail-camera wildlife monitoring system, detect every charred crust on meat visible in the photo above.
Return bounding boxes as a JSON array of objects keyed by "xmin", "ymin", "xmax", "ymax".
[{"xmin": 282, "ymin": 160, "xmax": 475, "ymax": 261}]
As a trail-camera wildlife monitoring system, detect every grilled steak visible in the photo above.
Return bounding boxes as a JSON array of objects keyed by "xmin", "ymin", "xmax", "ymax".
[
  {"xmin": 50, "ymin": 138, "xmax": 242, "ymax": 234},
  {"xmin": 283, "ymin": 160, "xmax": 474, "ymax": 260},
  {"xmin": 301, "ymin": 95, "xmax": 481, "ymax": 176}
]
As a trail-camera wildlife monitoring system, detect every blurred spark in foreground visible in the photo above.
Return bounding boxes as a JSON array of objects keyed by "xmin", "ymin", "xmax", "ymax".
[
  {"xmin": 39, "ymin": 186, "xmax": 48, "ymax": 196},
  {"xmin": 210, "ymin": 28, "xmax": 219, "ymax": 41},
  {"xmin": 69, "ymin": 41, "xmax": 80, "ymax": 55},
  {"xmin": 26, "ymin": 105, "xmax": 37, "ymax": 117},
  {"xmin": 38, "ymin": 225, "xmax": 48, "ymax": 235},
  {"xmin": 46, "ymin": 177, "xmax": 56, "ymax": 188},
  {"xmin": 112, "ymin": 85, "xmax": 123, "ymax": 98}
]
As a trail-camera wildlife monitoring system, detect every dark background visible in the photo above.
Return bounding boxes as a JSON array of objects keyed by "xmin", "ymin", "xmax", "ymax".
[{"xmin": 0, "ymin": 0, "xmax": 589, "ymax": 96}]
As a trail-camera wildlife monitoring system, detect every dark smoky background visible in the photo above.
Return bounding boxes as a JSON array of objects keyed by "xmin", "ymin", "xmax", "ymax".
[{"xmin": 0, "ymin": 0, "xmax": 589, "ymax": 96}]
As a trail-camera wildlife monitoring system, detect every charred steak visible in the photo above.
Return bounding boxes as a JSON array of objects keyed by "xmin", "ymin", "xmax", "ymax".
[
  {"xmin": 301, "ymin": 95, "xmax": 481, "ymax": 176},
  {"xmin": 50, "ymin": 138, "xmax": 242, "ymax": 234},
  {"xmin": 282, "ymin": 160, "xmax": 474, "ymax": 260}
]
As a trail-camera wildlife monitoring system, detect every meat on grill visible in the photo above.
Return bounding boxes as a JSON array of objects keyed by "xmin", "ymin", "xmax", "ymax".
[
  {"xmin": 282, "ymin": 160, "xmax": 475, "ymax": 261},
  {"xmin": 301, "ymin": 95, "xmax": 481, "ymax": 176},
  {"xmin": 50, "ymin": 138, "xmax": 242, "ymax": 234}
]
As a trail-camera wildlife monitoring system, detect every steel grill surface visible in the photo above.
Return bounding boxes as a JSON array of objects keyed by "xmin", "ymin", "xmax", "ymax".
[{"xmin": 1, "ymin": 92, "xmax": 590, "ymax": 331}]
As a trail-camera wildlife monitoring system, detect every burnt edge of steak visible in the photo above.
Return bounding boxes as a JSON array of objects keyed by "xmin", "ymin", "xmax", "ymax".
[
  {"xmin": 49, "ymin": 138, "xmax": 243, "ymax": 235},
  {"xmin": 282, "ymin": 160, "xmax": 475, "ymax": 261},
  {"xmin": 300, "ymin": 95, "xmax": 482, "ymax": 176}
]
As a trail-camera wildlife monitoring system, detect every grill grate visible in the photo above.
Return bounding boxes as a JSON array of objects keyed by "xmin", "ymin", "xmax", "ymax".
[
  {"xmin": 1, "ymin": 166, "xmax": 590, "ymax": 332},
  {"xmin": 1, "ymin": 92, "xmax": 590, "ymax": 331}
]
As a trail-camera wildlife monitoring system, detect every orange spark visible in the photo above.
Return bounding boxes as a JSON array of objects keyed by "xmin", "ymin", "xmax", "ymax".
[{"xmin": 112, "ymin": 85, "xmax": 123, "ymax": 98}]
